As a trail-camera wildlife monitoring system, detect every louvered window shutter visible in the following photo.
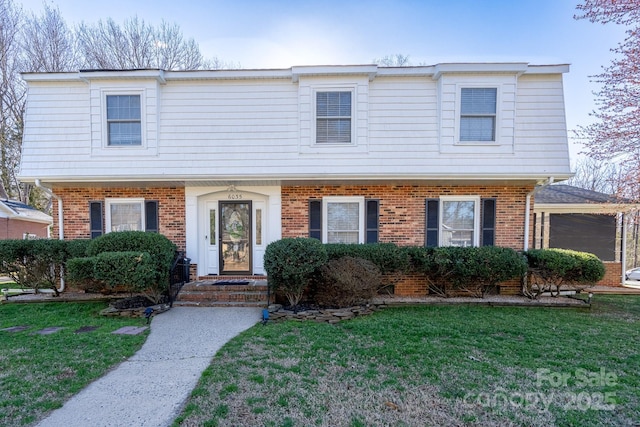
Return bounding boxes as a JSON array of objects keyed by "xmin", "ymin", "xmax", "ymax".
[
  {"xmin": 481, "ymin": 198, "xmax": 496, "ymax": 246},
  {"xmin": 89, "ymin": 201, "xmax": 103, "ymax": 239},
  {"xmin": 425, "ymin": 199, "xmax": 439, "ymax": 247},
  {"xmin": 309, "ymin": 200, "xmax": 322, "ymax": 240},
  {"xmin": 145, "ymin": 201, "xmax": 159, "ymax": 233},
  {"xmin": 365, "ymin": 199, "xmax": 379, "ymax": 243}
]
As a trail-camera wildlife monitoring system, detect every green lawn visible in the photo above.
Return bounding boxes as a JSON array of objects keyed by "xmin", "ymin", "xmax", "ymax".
[
  {"xmin": 174, "ymin": 295, "xmax": 640, "ymax": 427},
  {"xmin": 0, "ymin": 302, "xmax": 148, "ymax": 427}
]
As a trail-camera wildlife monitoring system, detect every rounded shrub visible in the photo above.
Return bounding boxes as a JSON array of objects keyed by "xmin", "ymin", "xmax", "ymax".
[
  {"xmin": 324, "ymin": 243, "xmax": 409, "ymax": 274},
  {"xmin": 525, "ymin": 248, "xmax": 606, "ymax": 297},
  {"xmin": 264, "ymin": 237, "xmax": 328, "ymax": 309}
]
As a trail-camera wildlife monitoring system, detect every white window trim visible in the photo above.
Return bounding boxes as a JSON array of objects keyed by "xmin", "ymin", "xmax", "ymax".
[
  {"xmin": 101, "ymin": 90, "xmax": 146, "ymax": 149},
  {"xmin": 322, "ymin": 196, "xmax": 365, "ymax": 244},
  {"xmin": 312, "ymin": 86, "xmax": 356, "ymax": 146},
  {"xmin": 439, "ymin": 196, "xmax": 480, "ymax": 247},
  {"xmin": 105, "ymin": 198, "xmax": 145, "ymax": 233},
  {"xmin": 455, "ymin": 85, "xmax": 500, "ymax": 145}
]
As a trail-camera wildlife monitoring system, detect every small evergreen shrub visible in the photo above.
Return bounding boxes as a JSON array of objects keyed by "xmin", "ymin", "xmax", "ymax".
[
  {"xmin": 93, "ymin": 251, "xmax": 156, "ymax": 294},
  {"xmin": 65, "ymin": 239, "xmax": 92, "ymax": 258},
  {"xmin": 0, "ymin": 239, "xmax": 68, "ymax": 295},
  {"xmin": 407, "ymin": 246, "xmax": 527, "ymax": 298},
  {"xmin": 264, "ymin": 237, "xmax": 328, "ymax": 309},
  {"xmin": 314, "ymin": 256, "xmax": 382, "ymax": 308},
  {"xmin": 524, "ymin": 248, "xmax": 605, "ymax": 298}
]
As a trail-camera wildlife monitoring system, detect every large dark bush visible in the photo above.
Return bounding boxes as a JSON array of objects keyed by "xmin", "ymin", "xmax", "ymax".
[
  {"xmin": 0, "ymin": 239, "xmax": 68, "ymax": 295},
  {"xmin": 264, "ymin": 237, "xmax": 328, "ymax": 309},
  {"xmin": 65, "ymin": 239, "xmax": 92, "ymax": 258},
  {"xmin": 314, "ymin": 256, "xmax": 382, "ymax": 308},
  {"xmin": 524, "ymin": 248, "xmax": 605, "ymax": 298}
]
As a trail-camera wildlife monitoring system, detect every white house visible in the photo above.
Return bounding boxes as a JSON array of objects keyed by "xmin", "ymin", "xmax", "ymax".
[{"xmin": 19, "ymin": 63, "xmax": 572, "ymax": 294}]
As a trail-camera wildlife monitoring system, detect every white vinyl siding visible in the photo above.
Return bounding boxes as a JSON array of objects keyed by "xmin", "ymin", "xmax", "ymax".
[{"xmin": 19, "ymin": 67, "xmax": 572, "ymax": 182}]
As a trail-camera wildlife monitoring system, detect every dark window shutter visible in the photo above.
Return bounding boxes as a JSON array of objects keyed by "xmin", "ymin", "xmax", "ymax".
[
  {"xmin": 145, "ymin": 201, "xmax": 159, "ymax": 233},
  {"xmin": 481, "ymin": 198, "xmax": 496, "ymax": 246},
  {"xmin": 365, "ymin": 199, "xmax": 379, "ymax": 243},
  {"xmin": 425, "ymin": 199, "xmax": 439, "ymax": 247},
  {"xmin": 89, "ymin": 201, "xmax": 103, "ymax": 239},
  {"xmin": 309, "ymin": 200, "xmax": 322, "ymax": 240}
]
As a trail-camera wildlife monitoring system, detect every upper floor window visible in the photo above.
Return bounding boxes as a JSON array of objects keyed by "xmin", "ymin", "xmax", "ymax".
[
  {"xmin": 316, "ymin": 91, "xmax": 352, "ymax": 144},
  {"xmin": 107, "ymin": 95, "xmax": 141, "ymax": 146},
  {"xmin": 460, "ymin": 88, "xmax": 496, "ymax": 142}
]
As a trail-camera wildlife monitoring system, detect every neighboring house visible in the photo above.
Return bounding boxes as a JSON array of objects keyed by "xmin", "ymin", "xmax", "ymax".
[
  {"xmin": 18, "ymin": 63, "xmax": 573, "ymax": 294},
  {"xmin": 0, "ymin": 199, "xmax": 52, "ymax": 239},
  {"xmin": 533, "ymin": 184, "xmax": 636, "ymax": 286}
]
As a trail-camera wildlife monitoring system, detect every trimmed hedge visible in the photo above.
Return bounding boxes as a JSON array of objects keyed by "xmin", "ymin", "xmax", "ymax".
[
  {"xmin": 67, "ymin": 231, "xmax": 177, "ymax": 301},
  {"xmin": 93, "ymin": 251, "xmax": 156, "ymax": 293},
  {"xmin": 524, "ymin": 248, "xmax": 606, "ymax": 298},
  {"xmin": 0, "ymin": 239, "xmax": 68, "ymax": 295},
  {"xmin": 324, "ymin": 243, "xmax": 409, "ymax": 274},
  {"xmin": 408, "ymin": 246, "xmax": 527, "ymax": 297},
  {"xmin": 264, "ymin": 237, "xmax": 328, "ymax": 309}
]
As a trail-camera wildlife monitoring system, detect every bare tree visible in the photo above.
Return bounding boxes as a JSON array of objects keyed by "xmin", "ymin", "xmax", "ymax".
[
  {"xmin": 0, "ymin": 0, "xmax": 27, "ymax": 202},
  {"xmin": 22, "ymin": 3, "xmax": 78, "ymax": 72},
  {"xmin": 374, "ymin": 54, "xmax": 411, "ymax": 67},
  {"xmin": 76, "ymin": 16, "xmax": 212, "ymax": 70}
]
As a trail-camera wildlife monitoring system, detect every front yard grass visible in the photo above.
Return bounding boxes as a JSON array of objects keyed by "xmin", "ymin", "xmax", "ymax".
[
  {"xmin": 175, "ymin": 295, "xmax": 640, "ymax": 427},
  {"xmin": 0, "ymin": 302, "xmax": 148, "ymax": 426}
]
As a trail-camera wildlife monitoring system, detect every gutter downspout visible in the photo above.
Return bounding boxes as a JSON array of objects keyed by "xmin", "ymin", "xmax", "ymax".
[
  {"xmin": 35, "ymin": 179, "xmax": 65, "ymax": 293},
  {"xmin": 524, "ymin": 177, "xmax": 554, "ymax": 251}
]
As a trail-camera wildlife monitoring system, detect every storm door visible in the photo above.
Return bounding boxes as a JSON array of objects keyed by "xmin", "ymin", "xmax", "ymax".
[{"xmin": 219, "ymin": 201, "xmax": 252, "ymax": 274}]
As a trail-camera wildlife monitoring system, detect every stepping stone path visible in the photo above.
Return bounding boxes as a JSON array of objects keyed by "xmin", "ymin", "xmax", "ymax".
[
  {"xmin": 74, "ymin": 326, "xmax": 99, "ymax": 333},
  {"xmin": 111, "ymin": 326, "xmax": 148, "ymax": 335},
  {"xmin": 1, "ymin": 325, "xmax": 30, "ymax": 332},
  {"xmin": 35, "ymin": 327, "xmax": 64, "ymax": 335}
]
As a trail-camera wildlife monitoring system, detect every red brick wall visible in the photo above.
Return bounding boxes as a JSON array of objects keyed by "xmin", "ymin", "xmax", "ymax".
[
  {"xmin": 0, "ymin": 218, "xmax": 49, "ymax": 239},
  {"xmin": 51, "ymin": 187, "xmax": 186, "ymax": 250},
  {"xmin": 281, "ymin": 184, "xmax": 533, "ymax": 250},
  {"xmin": 599, "ymin": 262, "xmax": 623, "ymax": 287}
]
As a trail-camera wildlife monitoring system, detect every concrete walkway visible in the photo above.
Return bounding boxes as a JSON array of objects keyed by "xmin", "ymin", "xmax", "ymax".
[{"xmin": 36, "ymin": 307, "xmax": 262, "ymax": 427}]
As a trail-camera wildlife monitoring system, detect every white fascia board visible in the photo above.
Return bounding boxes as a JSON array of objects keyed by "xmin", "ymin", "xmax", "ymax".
[
  {"xmin": 166, "ymin": 69, "xmax": 293, "ymax": 81},
  {"xmin": 432, "ymin": 63, "xmax": 530, "ymax": 79},
  {"xmin": 534, "ymin": 203, "xmax": 634, "ymax": 214},
  {"xmin": 291, "ymin": 65, "xmax": 378, "ymax": 82}
]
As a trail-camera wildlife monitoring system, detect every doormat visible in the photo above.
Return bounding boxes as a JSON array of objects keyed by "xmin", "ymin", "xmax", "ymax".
[{"xmin": 212, "ymin": 280, "xmax": 250, "ymax": 286}]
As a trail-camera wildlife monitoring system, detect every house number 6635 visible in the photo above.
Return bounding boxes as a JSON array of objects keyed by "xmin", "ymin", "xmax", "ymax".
[{"xmin": 227, "ymin": 193, "xmax": 243, "ymax": 200}]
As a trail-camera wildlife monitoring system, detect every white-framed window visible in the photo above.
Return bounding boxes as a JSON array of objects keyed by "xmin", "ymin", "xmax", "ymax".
[
  {"xmin": 315, "ymin": 89, "xmax": 354, "ymax": 144},
  {"xmin": 459, "ymin": 87, "xmax": 497, "ymax": 142},
  {"xmin": 105, "ymin": 93, "xmax": 142, "ymax": 146},
  {"xmin": 439, "ymin": 196, "xmax": 480, "ymax": 247},
  {"xmin": 322, "ymin": 196, "xmax": 365, "ymax": 243},
  {"xmin": 105, "ymin": 198, "xmax": 145, "ymax": 232}
]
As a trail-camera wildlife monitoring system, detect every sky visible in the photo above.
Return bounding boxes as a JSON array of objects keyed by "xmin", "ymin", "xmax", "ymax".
[{"xmin": 19, "ymin": 0, "xmax": 629, "ymax": 162}]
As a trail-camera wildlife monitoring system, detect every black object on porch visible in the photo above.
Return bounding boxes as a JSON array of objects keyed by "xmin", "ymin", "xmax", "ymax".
[{"xmin": 168, "ymin": 251, "xmax": 191, "ymax": 307}]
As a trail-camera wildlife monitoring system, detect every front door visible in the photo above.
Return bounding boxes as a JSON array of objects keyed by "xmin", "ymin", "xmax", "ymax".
[{"xmin": 219, "ymin": 201, "xmax": 252, "ymax": 274}]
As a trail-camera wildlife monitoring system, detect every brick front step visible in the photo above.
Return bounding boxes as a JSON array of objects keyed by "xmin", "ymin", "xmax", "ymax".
[{"xmin": 175, "ymin": 278, "xmax": 269, "ymax": 307}]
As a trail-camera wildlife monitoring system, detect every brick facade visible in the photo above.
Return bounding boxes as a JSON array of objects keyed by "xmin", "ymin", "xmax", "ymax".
[
  {"xmin": 281, "ymin": 184, "xmax": 534, "ymax": 250},
  {"xmin": 51, "ymin": 187, "xmax": 186, "ymax": 250},
  {"xmin": 0, "ymin": 218, "xmax": 49, "ymax": 239},
  {"xmin": 599, "ymin": 262, "xmax": 623, "ymax": 287}
]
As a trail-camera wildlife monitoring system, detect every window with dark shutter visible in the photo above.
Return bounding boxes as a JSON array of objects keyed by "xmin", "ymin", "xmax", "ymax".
[
  {"xmin": 365, "ymin": 199, "xmax": 379, "ymax": 243},
  {"xmin": 145, "ymin": 201, "xmax": 159, "ymax": 233},
  {"xmin": 481, "ymin": 198, "xmax": 496, "ymax": 246},
  {"xmin": 425, "ymin": 199, "xmax": 439, "ymax": 247},
  {"xmin": 309, "ymin": 200, "xmax": 322, "ymax": 240},
  {"xmin": 89, "ymin": 201, "xmax": 104, "ymax": 239}
]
